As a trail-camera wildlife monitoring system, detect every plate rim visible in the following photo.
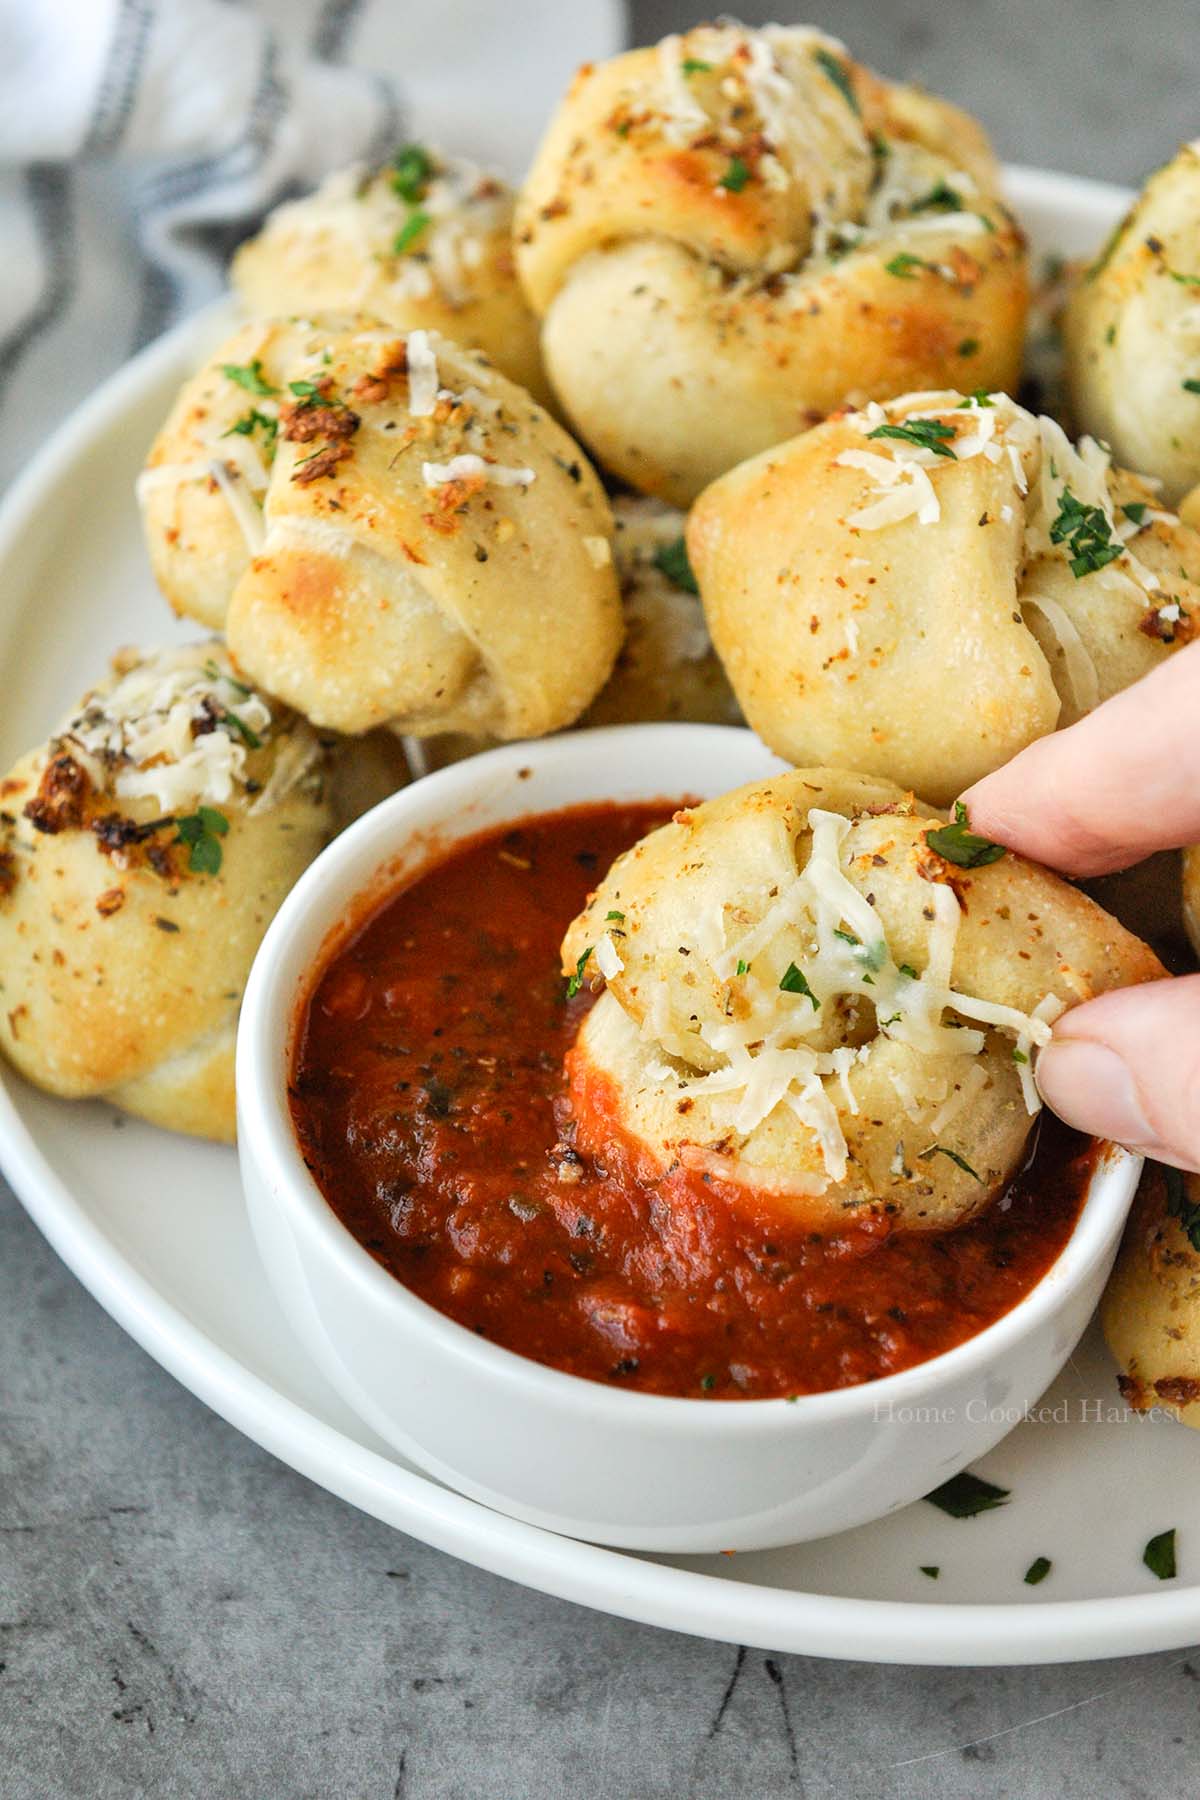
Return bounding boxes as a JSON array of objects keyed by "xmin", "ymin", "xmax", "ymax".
[{"xmin": 6, "ymin": 161, "xmax": 1196, "ymax": 1668}]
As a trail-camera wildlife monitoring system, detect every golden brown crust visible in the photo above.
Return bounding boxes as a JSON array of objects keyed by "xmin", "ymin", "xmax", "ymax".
[
  {"xmin": 516, "ymin": 24, "xmax": 1027, "ymax": 503},
  {"xmin": 688, "ymin": 391, "xmax": 1200, "ymax": 803},
  {"xmin": 139, "ymin": 317, "xmax": 623, "ymax": 739},
  {"xmin": 0, "ymin": 644, "xmax": 332, "ymax": 1139},
  {"xmin": 232, "ymin": 152, "xmax": 550, "ymax": 405},
  {"xmin": 1065, "ymin": 144, "xmax": 1200, "ymax": 504},
  {"xmin": 1102, "ymin": 1163, "xmax": 1200, "ymax": 1429}
]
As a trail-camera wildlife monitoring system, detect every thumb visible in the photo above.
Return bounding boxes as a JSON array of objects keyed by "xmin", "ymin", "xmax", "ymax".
[{"xmin": 1036, "ymin": 975, "xmax": 1200, "ymax": 1173}]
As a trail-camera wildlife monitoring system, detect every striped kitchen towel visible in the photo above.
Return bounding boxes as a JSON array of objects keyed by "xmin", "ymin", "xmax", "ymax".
[{"xmin": 0, "ymin": 0, "xmax": 622, "ymax": 493}]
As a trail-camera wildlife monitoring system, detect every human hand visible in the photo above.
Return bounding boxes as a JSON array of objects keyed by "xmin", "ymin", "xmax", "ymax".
[{"xmin": 960, "ymin": 642, "xmax": 1200, "ymax": 1172}]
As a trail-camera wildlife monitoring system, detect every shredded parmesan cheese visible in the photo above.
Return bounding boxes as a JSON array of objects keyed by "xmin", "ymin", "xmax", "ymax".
[
  {"xmin": 406, "ymin": 330, "xmax": 439, "ymax": 416},
  {"xmin": 62, "ymin": 648, "xmax": 278, "ymax": 812},
  {"xmin": 421, "ymin": 454, "xmax": 534, "ymax": 488}
]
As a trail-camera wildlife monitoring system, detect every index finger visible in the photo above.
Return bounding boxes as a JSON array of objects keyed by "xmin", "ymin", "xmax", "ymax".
[{"xmin": 960, "ymin": 641, "xmax": 1200, "ymax": 876}]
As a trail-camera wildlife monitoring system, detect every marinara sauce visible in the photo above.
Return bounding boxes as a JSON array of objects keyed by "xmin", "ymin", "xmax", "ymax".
[{"xmin": 290, "ymin": 802, "xmax": 1094, "ymax": 1401}]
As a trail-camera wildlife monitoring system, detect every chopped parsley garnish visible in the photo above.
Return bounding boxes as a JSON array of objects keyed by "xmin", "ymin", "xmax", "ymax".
[
  {"xmin": 779, "ymin": 963, "xmax": 819, "ymax": 1009},
  {"xmin": 719, "ymin": 155, "xmax": 750, "ymax": 194},
  {"xmin": 959, "ymin": 389, "xmax": 996, "ymax": 408},
  {"xmin": 288, "ymin": 377, "xmax": 325, "ymax": 403},
  {"xmin": 203, "ymin": 659, "xmax": 253, "ymax": 697},
  {"xmin": 1122, "ymin": 501, "xmax": 1148, "ymax": 525},
  {"xmin": 1164, "ymin": 1165, "xmax": 1200, "ymax": 1251},
  {"xmin": 175, "ymin": 806, "xmax": 229, "ymax": 876},
  {"xmin": 897, "ymin": 962, "xmax": 918, "ymax": 980},
  {"xmin": 653, "ymin": 535, "xmax": 699, "ymax": 594},
  {"xmin": 1169, "ymin": 269, "xmax": 1200, "ymax": 286},
  {"xmin": 605, "ymin": 909, "xmax": 625, "ymax": 923},
  {"xmin": 223, "ymin": 407, "xmax": 277, "ymax": 448},
  {"xmin": 925, "ymin": 1471, "xmax": 1010, "ymax": 1518},
  {"xmin": 681, "ymin": 57, "xmax": 713, "ymax": 74},
  {"xmin": 919, "ymin": 1143, "xmax": 983, "ymax": 1182},
  {"xmin": 813, "ymin": 47, "xmax": 859, "ymax": 115},
  {"xmin": 1012, "ymin": 1047, "xmax": 1030, "ymax": 1065},
  {"xmin": 735, "ymin": 959, "xmax": 750, "ymax": 976},
  {"xmin": 222, "ymin": 710, "xmax": 261, "ymax": 750},
  {"xmin": 910, "ymin": 180, "xmax": 963, "ymax": 214},
  {"xmin": 867, "ymin": 419, "xmax": 958, "ymax": 459},
  {"xmin": 957, "ymin": 338, "xmax": 980, "ymax": 357},
  {"xmin": 700, "ymin": 1373, "xmax": 717, "ymax": 1391},
  {"xmin": 1143, "ymin": 1528, "xmax": 1177, "ymax": 1580},
  {"xmin": 926, "ymin": 801, "xmax": 1006, "ymax": 868},
  {"xmin": 1024, "ymin": 1556, "xmax": 1052, "ymax": 1586},
  {"xmin": 885, "ymin": 252, "xmax": 927, "ymax": 279},
  {"xmin": 566, "ymin": 946, "xmax": 592, "ymax": 999},
  {"xmin": 920, "ymin": 1565, "xmax": 940, "ymax": 1579},
  {"xmin": 393, "ymin": 209, "xmax": 430, "ymax": 255},
  {"xmin": 1084, "ymin": 214, "xmax": 1129, "ymax": 282},
  {"xmin": 222, "ymin": 359, "xmax": 278, "ymax": 397},
  {"xmin": 835, "ymin": 929, "xmax": 886, "ymax": 973},
  {"xmin": 1183, "ymin": 379, "xmax": 1200, "ymax": 394},
  {"xmin": 390, "ymin": 143, "xmax": 434, "ymax": 204},
  {"xmin": 1048, "ymin": 486, "xmax": 1122, "ymax": 577}
]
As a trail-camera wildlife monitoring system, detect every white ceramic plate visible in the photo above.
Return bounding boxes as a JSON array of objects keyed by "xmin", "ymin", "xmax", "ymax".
[{"xmin": 7, "ymin": 165, "xmax": 1199, "ymax": 1666}]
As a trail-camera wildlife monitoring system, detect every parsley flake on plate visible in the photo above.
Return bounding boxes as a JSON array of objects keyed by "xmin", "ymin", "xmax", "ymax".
[
  {"xmin": 1024, "ymin": 1556, "xmax": 1052, "ymax": 1586},
  {"xmin": 925, "ymin": 1471, "xmax": 1010, "ymax": 1518},
  {"xmin": 1143, "ymin": 1528, "xmax": 1177, "ymax": 1580}
]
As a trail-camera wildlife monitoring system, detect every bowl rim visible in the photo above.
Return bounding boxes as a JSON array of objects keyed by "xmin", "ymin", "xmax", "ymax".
[{"xmin": 236, "ymin": 721, "xmax": 1140, "ymax": 1434}]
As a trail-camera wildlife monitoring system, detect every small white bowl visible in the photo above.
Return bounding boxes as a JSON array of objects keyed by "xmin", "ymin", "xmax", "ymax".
[{"xmin": 237, "ymin": 724, "xmax": 1140, "ymax": 1553}]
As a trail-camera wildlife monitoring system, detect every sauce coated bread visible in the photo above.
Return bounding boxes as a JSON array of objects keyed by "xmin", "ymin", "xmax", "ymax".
[
  {"xmin": 688, "ymin": 391, "xmax": 1200, "ymax": 803},
  {"xmin": 139, "ymin": 317, "xmax": 622, "ymax": 739},
  {"xmin": 0, "ymin": 644, "xmax": 332, "ymax": 1141},
  {"xmin": 232, "ymin": 146, "xmax": 549, "ymax": 407},
  {"xmin": 516, "ymin": 22, "xmax": 1026, "ymax": 504},
  {"xmin": 562, "ymin": 769, "xmax": 1163, "ymax": 1231}
]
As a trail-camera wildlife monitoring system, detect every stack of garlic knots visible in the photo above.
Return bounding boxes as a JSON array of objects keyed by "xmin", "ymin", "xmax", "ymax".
[
  {"xmin": 516, "ymin": 22, "xmax": 1027, "ymax": 504},
  {"xmin": 689, "ymin": 390, "xmax": 1200, "ymax": 804},
  {"xmin": 562, "ymin": 771, "xmax": 1163, "ymax": 1232},
  {"xmin": 232, "ymin": 146, "xmax": 549, "ymax": 406},
  {"xmin": 139, "ymin": 317, "xmax": 622, "ymax": 739},
  {"xmin": 0, "ymin": 644, "xmax": 331, "ymax": 1140}
]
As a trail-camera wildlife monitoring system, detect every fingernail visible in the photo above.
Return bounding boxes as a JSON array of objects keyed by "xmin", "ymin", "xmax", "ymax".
[{"xmin": 1036, "ymin": 1040, "xmax": 1164, "ymax": 1153}]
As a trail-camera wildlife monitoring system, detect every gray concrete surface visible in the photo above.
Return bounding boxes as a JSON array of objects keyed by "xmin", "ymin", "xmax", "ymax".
[{"xmin": 6, "ymin": 3, "xmax": 1200, "ymax": 1795}]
